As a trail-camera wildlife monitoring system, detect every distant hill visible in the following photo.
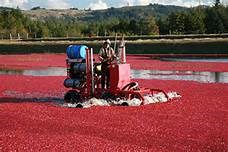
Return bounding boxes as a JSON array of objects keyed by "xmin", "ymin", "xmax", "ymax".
[
  {"xmin": 0, "ymin": 6, "xmax": 14, "ymax": 11},
  {"xmin": 11, "ymin": 4, "xmax": 189, "ymax": 21},
  {"xmin": 22, "ymin": 8, "xmax": 90, "ymax": 20},
  {"xmin": 84, "ymin": 4, "xmax": 188, "ymax": 21}
]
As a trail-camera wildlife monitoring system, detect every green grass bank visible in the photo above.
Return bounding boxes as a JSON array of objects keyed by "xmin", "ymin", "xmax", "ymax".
[{"xmin": 0, "ymin": 38, "xmax": 227, "ymax": 54}]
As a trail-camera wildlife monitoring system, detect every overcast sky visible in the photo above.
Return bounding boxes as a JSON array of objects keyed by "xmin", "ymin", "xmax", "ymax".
[{"xmin": 0, "ymin": 0, "xmax": 227, "ymax": 10}]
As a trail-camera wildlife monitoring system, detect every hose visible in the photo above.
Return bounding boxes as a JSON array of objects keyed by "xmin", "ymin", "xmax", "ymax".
[{"xmin": 121, "ymin": 82, "xmax": 139, "ymax": 91}]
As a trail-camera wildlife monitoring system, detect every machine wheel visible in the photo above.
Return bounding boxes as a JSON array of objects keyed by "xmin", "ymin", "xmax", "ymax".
[
  {"xmin": 64, "ymin": 90, "xmax": 81, "ymax": 104},
  {"xmin": 121, "ymin": 102, "xmax": 129, "ymax": 106}
]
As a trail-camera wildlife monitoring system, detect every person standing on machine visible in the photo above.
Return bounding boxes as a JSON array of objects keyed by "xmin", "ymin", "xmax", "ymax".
[{"xmin": 99, "ymin": 39, "xmax": 116, "ymax": 89}]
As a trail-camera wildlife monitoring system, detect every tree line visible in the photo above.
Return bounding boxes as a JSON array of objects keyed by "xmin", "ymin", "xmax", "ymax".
[
  {"xmin": 159, "ymin": 3, "xmax": 228, "ymax": 34},
  {"xmin": 0, "ymin": 1, "xmax": 227, "ymax": 39}
]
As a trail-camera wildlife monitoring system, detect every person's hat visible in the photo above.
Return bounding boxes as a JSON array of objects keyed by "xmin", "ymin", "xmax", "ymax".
[{"xmin": 104, "ymin": 39, "xmax": 111, "ymax": 45}]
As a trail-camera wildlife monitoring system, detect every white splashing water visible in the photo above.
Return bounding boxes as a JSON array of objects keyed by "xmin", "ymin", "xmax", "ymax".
[
  {"xmin": 3, "ymin": 90, "xmax": 65, "ymax": 99},
  {"xmin": 2, "ymin": 90, "xmax": 181, "ymax": 108},
  {"xmin": 63, "ymin": 92, "xmax": 181, "ymax": 108}
]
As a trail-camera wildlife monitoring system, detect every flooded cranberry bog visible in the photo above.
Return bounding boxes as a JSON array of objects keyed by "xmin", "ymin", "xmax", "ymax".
[{"xmin": 0, "ymin": 53, "xmax": 228, "ymax": 151}]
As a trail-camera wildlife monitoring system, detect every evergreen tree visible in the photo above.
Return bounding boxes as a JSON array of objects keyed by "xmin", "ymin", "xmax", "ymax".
[
  {"xmin": 217, "ymin": 5, "xmax": 228, "ymax": 32},
  {"xmin": 168, "ymin": 12, "xmax": 186, "ymax": 34},
  {"xmin": 128, "ymin": 19, "xmax": 139, "ymax": 35},
  {"xmin": 184, "ymin": 10, "xmax": 205, "ymax": 34},
  {"xmin": 215, "ymin": 0, "xmax": 221, "ymax": 7},
  {"xmin": 205, "ymin": 7, "xmax": 224, "ymax": 33},
  {"xmin": 157, "ymin": 18, "xmax": 169, "ymax": 35},
  {"xmin": 146, "ymin": 16, "xmax": 159, "ymax": 35},
  {"xmin": 139, "ymin": 16, "xmax": 159, "ymax": 35},
  {"xmin": 0, "ymin": 5, "xmax": 227, "ymax": 38}
]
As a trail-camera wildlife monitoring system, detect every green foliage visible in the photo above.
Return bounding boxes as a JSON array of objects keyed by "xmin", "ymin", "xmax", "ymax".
[
  {"xmin": 86, "ymin": 4, "xmax": 187, "ymax": 22},
  {"xmin": 0, "ymin": 4, "xmax": 227, "ymax": 38},
  {"xmin": 168, "ymin": 12, "xmax": 186, "ymax": 34},
  {"xmin": 0, "ymin": 9, "xmax": 28, "ymax": 36},
  {"xmin": 217, "ymin": 5, "xmax": 228, "ymax": 32},
  {"xmin": 165, "ymin": 5, "xmax": 227, "ymax": 35},
  {"xmin": 204, "ymin": 7, "xmax": 224, "ymax": 33},
  {"xmin": 1, "ymin": 40, "xmax": 228, "ymax": 54},
  {"xmin": 215, "ymin": 0, "xmax": 221, "ymax": 7},
  {"xmin": 184, "ymin": 10, "xmax": 205, "ymax": 34},
  {"xmin": 139, "ymin": 16, "xmax": 159, "ymax": 35}
]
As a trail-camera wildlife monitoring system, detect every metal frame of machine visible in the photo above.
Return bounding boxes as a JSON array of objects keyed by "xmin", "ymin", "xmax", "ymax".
[{"xmin": 64, "ymin": 44, "xmax": 170, "ymax": 106}]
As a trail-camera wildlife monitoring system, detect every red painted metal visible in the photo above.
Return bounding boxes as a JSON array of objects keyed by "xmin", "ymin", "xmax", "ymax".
[
  {"xmin": 64, "ymin": 47, "xmax": 170, "ymax": 103},
  {"xmin": 86, "ymin": 48, "xmax": 92, "ymax": 97},
  {"xmin": 109, "ymin": 64, "xmax": 131, "ymax": 91}
]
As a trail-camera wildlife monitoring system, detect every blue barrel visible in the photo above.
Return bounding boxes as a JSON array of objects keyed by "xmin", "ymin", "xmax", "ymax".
[{"xmin": 67, "ymin": 45, "xmax": 87, "ymax": 59}]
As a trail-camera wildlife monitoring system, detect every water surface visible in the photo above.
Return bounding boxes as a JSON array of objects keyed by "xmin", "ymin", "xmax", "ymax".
[
  {"xmin": 1, "ymin": 67, "xmax": 228, "ymax": 83},
  {"xmin": 160, "ymin": 58, "xmax": 228, "ymax": 63}
]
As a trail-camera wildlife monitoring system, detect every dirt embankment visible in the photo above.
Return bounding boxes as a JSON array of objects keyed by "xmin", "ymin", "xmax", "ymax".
[{"xmin": 0, "ymin": 38, "xmax": 228, "ymax": 54}]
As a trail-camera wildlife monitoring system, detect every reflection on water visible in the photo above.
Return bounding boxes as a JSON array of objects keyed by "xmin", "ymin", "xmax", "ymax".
[
  {"xmin": 160, "ymin": 58, "xmax": 228, "ymax": 63},
  {"xmin": 0, "ymin": 67, "xmax": 67, "ymax": 76},
  {"xmin": 23, "ymin": 67, "xmax": 67, "ymax": 76},
  {"xmin": 0, "ymin": 67, "xmax": 228, "ymax": 83}
]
